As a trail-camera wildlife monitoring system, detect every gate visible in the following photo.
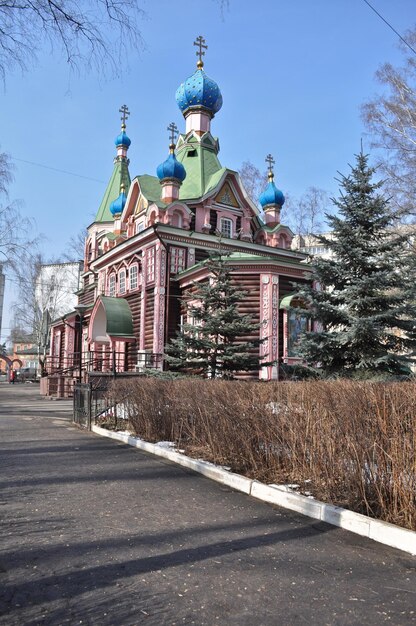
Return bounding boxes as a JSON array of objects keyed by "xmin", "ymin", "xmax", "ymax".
[
  {"xmin": 73, "ymin": 379, "xmax": 113, "ymax": 429},
  {"xmin": 73, "ymin": 383, "xmax": 91, "ymax": 428}
]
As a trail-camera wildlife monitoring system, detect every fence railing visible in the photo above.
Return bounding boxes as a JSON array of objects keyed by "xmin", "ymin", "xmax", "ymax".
[
  {"xmin": 46, "ymin": 351, "xmax": 164, "ymax": 379},
  {"xmin": 73, "ymin": 378, "xmax": 114, "ymax": 429}
]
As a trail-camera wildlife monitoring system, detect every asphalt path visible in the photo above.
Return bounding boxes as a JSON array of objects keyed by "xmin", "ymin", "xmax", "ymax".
[{"xmin": 0, "ymin": 383, "xmax": 415, "ymax": 625}]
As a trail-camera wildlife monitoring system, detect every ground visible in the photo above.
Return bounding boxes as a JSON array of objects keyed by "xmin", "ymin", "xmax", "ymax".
[{"xmin": 0, "ymin": 384, "xmax": 415, "ymax": 625}]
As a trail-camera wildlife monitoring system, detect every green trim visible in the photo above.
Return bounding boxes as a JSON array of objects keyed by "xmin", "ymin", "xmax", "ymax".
[
  {"xmin": 100, "ymin": 296, "xmax": 135, "ymax": 338},
  {"xmin": 261, "ymin": 223, "xmax": 294, "ymax": 236}
]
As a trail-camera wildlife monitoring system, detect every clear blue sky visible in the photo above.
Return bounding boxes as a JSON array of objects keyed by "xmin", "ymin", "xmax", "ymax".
[{"xmin": 1, "ymin": 0, "xmax": 415, "ymax": 341}]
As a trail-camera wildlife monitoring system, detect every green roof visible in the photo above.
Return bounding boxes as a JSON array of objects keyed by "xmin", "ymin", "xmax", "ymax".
[
  {"xmin": 204, "ymin": 168, "xmax": 228, "ymax": 196},
  {"xmin": 100, "ymin": 296, "xmax": 134, "ymax": 338},
  {"xmin": 136, "ymin": 174, "xmax": 166, "ymax": 208},
  {"xmin": 176, "ymin": 137, "xmax": 223, "ymax": 200},
  {"xmin": 95, "ymin": 158, "xmax": 131, "ymax": 223},
  {"xmin": 262, "ymin": 223, "xmax": 294, "ymax": 235}
]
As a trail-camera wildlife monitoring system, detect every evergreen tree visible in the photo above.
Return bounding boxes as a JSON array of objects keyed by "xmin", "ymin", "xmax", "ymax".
[
  {"xmin": 295, "ymin": 151, "xmax": 416, "ymax": 378},
  {"xmin": 165, "ymin": 252, "xmax": 265, "ymax": 378}
]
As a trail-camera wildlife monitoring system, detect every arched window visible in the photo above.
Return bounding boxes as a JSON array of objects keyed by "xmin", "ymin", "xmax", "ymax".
[
  {"xmin": 108, "ymin": 273, "xmax": 116, "ymax": 297},
  {"xmin": 129, "ymin": 264, "xmax": 138, "ymax": 290},
  {"xmin": 171, "ymin": 210, "xmax": 183, "ymax": 228},
  {"xmin": 119, "ymin": 269, "xmax": 126, "ymax": 295}
]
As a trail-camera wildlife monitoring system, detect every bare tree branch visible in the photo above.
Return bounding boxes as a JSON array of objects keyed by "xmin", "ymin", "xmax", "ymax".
[
  {"xmin": 238, "ymin": 160, "xmax": 268, "ymax": 207},
  {"xmin": 0, "ymin": 0, "xmax": 146, "ymax": 82},
  {"xmin": 362, "ymin": 27, "xmax": 416, "ymax": 220}
]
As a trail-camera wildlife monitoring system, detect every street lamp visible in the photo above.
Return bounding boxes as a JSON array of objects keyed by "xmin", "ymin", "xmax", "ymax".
[{"xmin": 74, "ymin": 304, "xmax": 88, "ymax": 383}]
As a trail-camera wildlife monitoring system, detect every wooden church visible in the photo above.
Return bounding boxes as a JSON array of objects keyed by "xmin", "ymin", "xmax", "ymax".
[{"xmin": 46, "ymin": 37, "xmax": 311, "ymax": 395}]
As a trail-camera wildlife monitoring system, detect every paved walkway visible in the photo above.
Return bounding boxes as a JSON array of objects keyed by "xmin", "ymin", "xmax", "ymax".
[{"xmin": 0, "ymin": 384, "xmax": 415, "ymax": 625}]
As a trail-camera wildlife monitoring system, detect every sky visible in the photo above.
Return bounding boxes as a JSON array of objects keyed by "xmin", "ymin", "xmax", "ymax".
[{"xmin": 1, "ymin": 0, "xmax": 415, "ymax": 342}]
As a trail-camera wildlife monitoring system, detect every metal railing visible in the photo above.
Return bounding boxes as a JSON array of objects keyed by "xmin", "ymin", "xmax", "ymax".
[{"xmin": 46, "ymin": 351, "xmax": 163, "ymax": 378}]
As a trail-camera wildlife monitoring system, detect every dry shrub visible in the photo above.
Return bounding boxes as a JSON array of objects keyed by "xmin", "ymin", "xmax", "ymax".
[{"xmin": 106, "ymin": 377, "xmax": 416, "ymax": 530}]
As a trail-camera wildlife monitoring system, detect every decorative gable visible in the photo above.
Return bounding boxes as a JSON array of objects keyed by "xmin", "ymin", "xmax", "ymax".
[{"xmin": 215, "ymin": 181, "xmax": 239, "ymax": 208}]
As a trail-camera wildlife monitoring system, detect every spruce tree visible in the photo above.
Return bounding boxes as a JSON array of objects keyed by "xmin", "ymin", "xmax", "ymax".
[
  {"xmin": 165, "ymin": 252, "xmax": 265, "ymax": 378},
  {"xmin": 296, "ymin": 151, "xmax": 416, "ymax": 378}
]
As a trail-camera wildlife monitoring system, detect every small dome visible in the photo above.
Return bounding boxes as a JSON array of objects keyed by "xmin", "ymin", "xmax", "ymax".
[
  {"xmin": 110, "ymin": 190, "xmax": 127, "ymax": 216},
  {"xmin": 259, "ymin": 180, "xmax": 285, "ymax": 208},
  {"xmin": 176, "ymin": 68, "xmax": 223, "ymax": 116},
  {"xmin": 156, "ymin": 152, "xmax": 186, "ymax": 183},
  {"xmin": 115, "ymin": 130, "xmax": 131, "ymax": 148}
]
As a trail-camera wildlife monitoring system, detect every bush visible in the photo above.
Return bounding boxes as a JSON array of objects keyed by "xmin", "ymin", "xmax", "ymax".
[{"xmin": 105, "ymin": 377, "xmax": 416, "ymax": 531}]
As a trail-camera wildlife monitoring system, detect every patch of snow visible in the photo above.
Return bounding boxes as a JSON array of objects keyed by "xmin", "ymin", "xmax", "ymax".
[
  {"xmin": 196, "ymin": 459, "xmax": 231, "ymax": 471},
  {"xmin": 155, "ymin": 441, "xmax": 176, "ymax": 449},
  {"xmin": 155, "ymin": 441, "xmax": 185, "ymax": 454}
]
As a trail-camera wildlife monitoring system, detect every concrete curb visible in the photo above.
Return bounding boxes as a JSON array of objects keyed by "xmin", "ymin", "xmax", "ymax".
[{"xmin": 92, "ymin": 425, "xmax": 416, "ymax": 556}]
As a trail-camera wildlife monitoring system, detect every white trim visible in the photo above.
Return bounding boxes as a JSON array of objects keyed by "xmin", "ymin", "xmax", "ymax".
[{"xmin": 92, "ymin": 425, "xmax": 416, "ymax": 556}]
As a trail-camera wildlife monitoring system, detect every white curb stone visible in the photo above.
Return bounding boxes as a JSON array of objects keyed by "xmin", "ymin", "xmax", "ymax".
[
  {"xmin": 320, "ymin": 503, "xmax": 371, "ymax": 537},
  {"xmin": 91, "ymin": 425, "xmax": 416, "ymax": 556},
  {"xmin": 251, "ymin": 482, "xmax": 322, "ymax": 519},
  {"xmin": 368, "ymin": 518, "xmax": 416, "ymax": 555}
]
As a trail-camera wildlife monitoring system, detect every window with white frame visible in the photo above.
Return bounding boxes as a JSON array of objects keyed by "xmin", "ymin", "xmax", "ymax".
[
  {"xmin": 146, "ymin": 247, "xmax": 155, "ymax": 282},
  {"xmin": 170, "ymin": 247, "xmax": 186, "ymax": 274},
  {"xmin": 136, "ymin": 221, "xmax": 144, "ymax": 234},
  {"xmin": 220, "ymin": 217, "xmax": 233, "ymax": 239},
  {"xmin": 129, "ymin": 264, "xmax": 138, "ymax": 290},
  {"xmin": 108, "ymin": 273, "xmax": 116, "ymax": 297},
  {"xmin": 119, "ymin": 269, "xmax": 126, "ymax": 294}
]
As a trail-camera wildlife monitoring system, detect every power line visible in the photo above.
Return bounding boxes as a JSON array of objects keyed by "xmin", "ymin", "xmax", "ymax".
[
  {"xmin": 362, "ymin": 0, "xmax": 416, "ymax": 56},
  {"xmin": 12, "ymin": 157, "xmax": 105, "ymax": 184}
]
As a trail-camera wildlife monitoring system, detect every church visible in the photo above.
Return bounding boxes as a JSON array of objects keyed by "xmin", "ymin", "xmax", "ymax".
[{"xmin": 46, "ymin": 37, "xmax": 311, "ymax": 396}]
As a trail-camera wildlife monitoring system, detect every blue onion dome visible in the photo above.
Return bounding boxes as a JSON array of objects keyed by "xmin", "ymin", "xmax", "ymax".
[
  {"xmin": 157, "ymin": 147, "xmax": 187, "ymax": 183},
  {"xmin": 115, "ymin": 124, "xmax": 131, "ymax": 148},
  {"xmin": 110, "ymin": 187, "xmax": 127, "ymax": 216},
  {"xmin": 259, "ymin": 173, "xmax": 285, "ymax": 208},
  {"xmin": 175, "ymin": 65, "xmax": 223, "ymax": 116}
]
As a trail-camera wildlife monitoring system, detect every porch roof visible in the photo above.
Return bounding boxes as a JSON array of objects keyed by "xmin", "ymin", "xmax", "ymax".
[
  {"xmin": 100, "ymin": 296, "xmax": 135, "ymax": 338},
  {"xmin": 89, "ymin": 296, "xmax": 135, "ymax": 343}
]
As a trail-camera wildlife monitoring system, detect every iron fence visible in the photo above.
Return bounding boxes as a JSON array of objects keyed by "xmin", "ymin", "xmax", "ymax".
[
  {"xmin": 73, "ymin": 383, "xmax": 91, "ymax": 429},
  {"xmin": 73, "ymin": 378, "xmax": 116, "ymax": 429}
]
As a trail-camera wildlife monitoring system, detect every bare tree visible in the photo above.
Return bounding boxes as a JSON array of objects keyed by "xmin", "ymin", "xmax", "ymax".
[
  {"xmin": 362, "ymin": 27, "xmax": 416, "ymax": 219},
  {"xmin": 0, "ymin": 150, "xmax": 41, "ymax": 278},
  {"xmin": 291, "ymin": 186, "xmax": 329, "ymax": 237},
  {"xmin": 12, "ymin": 252, "xmax": 81, "ymax": 374},
  {"xmin": 238, "ymin": 160, "xmax": 268, "ymax": 207},
  {"xmin": 0, "ymin": 0, "xmax": 145, "ymax": 83},
  {"xmin": 62, "ymin": 227, "xmax": 88, "ymax": 262}
]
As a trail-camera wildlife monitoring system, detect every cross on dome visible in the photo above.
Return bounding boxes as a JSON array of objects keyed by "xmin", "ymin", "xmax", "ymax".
[
  {"xmin": 259, "ymin": 153, "xmax": 285, "ymax": 209},
  {"xmin": 265, "ymin": 153, "xmax": 275, "ymax": 172},
  {"xmin": 119, "ymin": 104, "xmax": 130, "ymax": 129},
  {"xmin": 167, "ymin": 122, "xmax": 179, "ymax": 147},
  {"xmin": 194, "ymin": 35, "xmax": 207, "ymax": 68}
]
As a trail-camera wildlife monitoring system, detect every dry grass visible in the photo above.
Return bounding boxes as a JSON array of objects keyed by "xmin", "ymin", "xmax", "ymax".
[{"xmin": 106, "ymin": 378, "xmax": 416, "ymax": 531}]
